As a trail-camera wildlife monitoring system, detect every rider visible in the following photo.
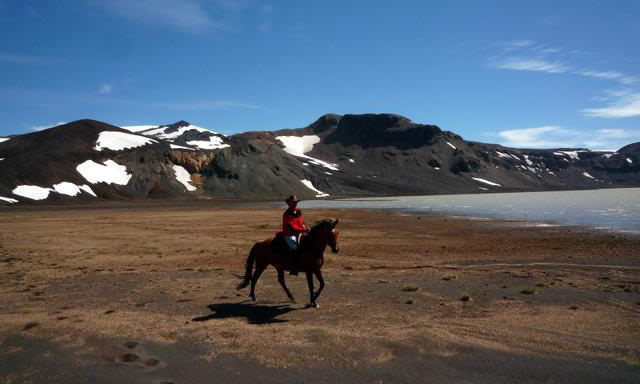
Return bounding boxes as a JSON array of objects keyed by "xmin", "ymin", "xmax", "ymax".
[{"xmin": 282, "ymin": 195, "xmax": 309, "ymax": 275}]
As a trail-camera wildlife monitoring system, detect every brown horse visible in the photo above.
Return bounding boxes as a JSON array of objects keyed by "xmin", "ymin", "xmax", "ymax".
[{"xmin": 237, "ymin": 219, "xmax": 340, "ymax": 308}]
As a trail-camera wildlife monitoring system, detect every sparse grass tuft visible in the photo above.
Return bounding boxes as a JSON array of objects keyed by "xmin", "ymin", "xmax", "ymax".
[
  {"xmin": 402, "ymin": 284, "xmax": 420, "ymax": 292},
  {"xmin": 442, "ymin": 274, "xmax": 457, "ymax": 281},
  {"xmin": 520, "ymin": 287, "xmax": 536, "ymax": 295},
  {"xmin": 460, "ymin": 292, "xmax": 472, "ymax": 302}
]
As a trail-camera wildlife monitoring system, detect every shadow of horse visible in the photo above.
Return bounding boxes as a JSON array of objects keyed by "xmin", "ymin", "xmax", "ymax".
[{"xmin": 192, "ymin": 302, "xmax": 297, "ymax": 325}]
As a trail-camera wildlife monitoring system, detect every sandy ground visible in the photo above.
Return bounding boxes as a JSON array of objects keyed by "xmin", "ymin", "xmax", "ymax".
[{"xmin": 0, "ymin": 203, "xmax": 639, "ymax": 383}]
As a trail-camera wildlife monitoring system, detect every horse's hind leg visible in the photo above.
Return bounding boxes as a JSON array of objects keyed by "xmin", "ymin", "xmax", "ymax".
[
  {"xmin": 277, "ymin": 268, "xmax": 295, "ymax": 303},
  {"xmin": 249, "ymin": 262, "xmax": 268, "ymax": 301}
]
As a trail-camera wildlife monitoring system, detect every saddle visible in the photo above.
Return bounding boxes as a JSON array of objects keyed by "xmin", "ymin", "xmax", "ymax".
[{"xmin": 272, "ymin": 231, "xmax": 307, "ymax": 255}]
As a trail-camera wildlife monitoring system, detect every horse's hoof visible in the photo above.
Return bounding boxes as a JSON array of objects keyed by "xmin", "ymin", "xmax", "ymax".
[{"xmin": 249, "ymin": 295, "xmax": 256, "ymax": 301}]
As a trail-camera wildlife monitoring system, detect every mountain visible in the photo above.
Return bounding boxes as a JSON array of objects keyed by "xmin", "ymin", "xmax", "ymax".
[{"xmin": 0, "ymin": 114, "xmax": 638, "ymax": 204}]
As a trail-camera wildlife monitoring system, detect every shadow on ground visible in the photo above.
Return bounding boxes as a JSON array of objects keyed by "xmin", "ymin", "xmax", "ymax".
[{"xmin": 192, "ymin": 302, "xmax": 297, "ymax": 324}]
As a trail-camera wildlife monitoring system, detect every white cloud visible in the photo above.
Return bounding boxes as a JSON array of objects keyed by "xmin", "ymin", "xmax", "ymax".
[
  {"xmin": 497, "ymin": 125, "xmax": 640, "ymax": 150},
  {"xmin": 498, "ymin": 126, "xmax": 573, "ymax": 147},
  {"xmin": 495, "ymin": 57, "xmax": 571, "ymax": 73},
  {"xmin": 577, "ymin": 70, "xmax": 639, "ymax": 85},
  {"xmin": 582, "ymin": 92, "xmax": 640, "ymax": 118},
  {"xmin": 29, "ymin": 121, "xmax": 67, "ymax": 132},
  {"xmin": 97, "ymin": 0, "xmax": 222, "ymax": 33},
  {"xmin": 98, "ymin": 83, "xmax": 113, "ymax": 94}
]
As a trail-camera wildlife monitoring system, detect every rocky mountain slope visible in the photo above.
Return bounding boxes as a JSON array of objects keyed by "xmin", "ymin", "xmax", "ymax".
[{"xmin": 0, "ymin": 114, "xmax": 638, "ymax": 204}]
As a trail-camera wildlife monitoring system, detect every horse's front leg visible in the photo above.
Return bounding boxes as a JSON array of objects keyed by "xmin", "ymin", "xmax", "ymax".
[
  {"xmin": 306, "ymin": 272, "xmax": 314, "ymax": 306},
  {"xmin": 311, "ymin": 269, "xmax": 325, "ymax": 307}
]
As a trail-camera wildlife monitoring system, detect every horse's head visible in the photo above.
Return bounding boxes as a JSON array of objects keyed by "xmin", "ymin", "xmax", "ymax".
[{"xmin": 310, "ymin": 219, "xmax": 340, "ymax": 254}]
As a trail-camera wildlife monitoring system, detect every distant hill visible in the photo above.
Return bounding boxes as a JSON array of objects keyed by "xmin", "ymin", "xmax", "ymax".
[{"xmin": 0, "ymin": 114, "xmax": 638, "ymax": 204}]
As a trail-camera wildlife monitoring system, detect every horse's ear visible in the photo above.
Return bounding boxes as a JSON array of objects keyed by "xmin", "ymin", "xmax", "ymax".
[{"xmin": 333, "ymin": 219, "xmax": 339, "ymax": 228}]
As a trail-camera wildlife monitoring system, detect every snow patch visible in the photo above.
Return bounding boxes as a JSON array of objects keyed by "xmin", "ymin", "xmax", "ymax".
[
  {"xmin": 120, "ymin": 125, "xmax": 158, "ymax": 133},
  {"xmin": 300, "ymin": 179, "xmax": 329, "ymax": 198},
  {"xmin": 582, "ymin": 172, "xmax": 595, "ymax": 179},
  {"xmin": 0, "ymin": 196, "xmax": 18, "ymax": 203},
  {"xmin": 277, "ymin": 135, "xmax": 320, "ymax": 155},
  {"xmin": 601, "ymin": 153, "xmax": 614, "ymax": 159},
  {"xmin": 146, "ymin": 124, "xmax": 222, "ymax": 140},
  {"xmin": 277, "ymin": 135, "xmax": 339, "ymax": 171},
  {"xmin": 523, "ymin": 155, "xmax": 533, "ymax": 166},
  {"xmin": 185, "ymin": 136, "xmax": 230, "ymax": 150},
  {"xmin": 0, "ymin": 137, "xmax": 9, "ymax": 143},
  {"xmin": 172, "ymin": 165, "xmax": 196, "ymax": 191},
  {"xmin": 627, "ymin": 158, "xmax": 633, "ymax": 164},
  {"xmin": 510, "ymin": 154, "xmax": 521, "ymax": 161},
  {"xmin": 76, "ymin": 160, "xmax": 132, "ymax": 185},
  {"xmin": 559, "ymin": 151, "xmax": 580, "ymax": 160},
  {"xmin": 348, "ymin": 158, "xmax": 355, "ymax": 163},
  {"xmin": 472, "ymin": 177, "xmax": 502, "ymax": 187},
  {"xmin": 12, "ymin": 185, "xmax": 52, "ymax": 200},
  {"xmin": 324, "ymin": 172, "xmax": 333, "ymax": 175},
  {"xmin": 170, "ymin": 144, "xmax": 195, "ymax": 150},
  {"xmin": 52, "ymin": 182, "xmax": 96, "ymax": 197},
  {"xmin": 94, "ymin": 131, "xmax": 157, "ymax": 151},
  {"xmin": 434, "ymin": 167, "xmax": 440, "ymax": 170},
  {"xmin": 0, "ymin": 158, "xmax": 4, "ymax": 161},
  {"xmin": 496, "ymin": 151, "xmax": 511, "ymax": 159},
  {"xmin": 446, "ymin": 141, "xmax": 457, "ymax": 150},
  {"xmin": 478, "ymin": 187, "xmax": 489, "ymax": 191}
]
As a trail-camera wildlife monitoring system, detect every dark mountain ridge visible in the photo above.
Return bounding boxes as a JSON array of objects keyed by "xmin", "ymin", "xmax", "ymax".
[{"xmin": 0, "ymin": 114, "xmax": 638, "ymax": 204}]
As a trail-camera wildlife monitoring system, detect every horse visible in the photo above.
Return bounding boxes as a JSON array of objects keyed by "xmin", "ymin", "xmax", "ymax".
[{"xmin": 236, "ymin": 219, "xmax": 340, "ymax": 308}]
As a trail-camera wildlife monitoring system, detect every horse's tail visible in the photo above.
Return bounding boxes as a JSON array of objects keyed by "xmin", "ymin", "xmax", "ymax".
[{"xmin": 236, "ymin": 243, "xmax": 258, "ymax": 290}]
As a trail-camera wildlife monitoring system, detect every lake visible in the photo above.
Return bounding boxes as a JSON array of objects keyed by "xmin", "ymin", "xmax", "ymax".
[{"xmin": 299, "ymin": 188, "xmax": 640, "ymax": 232}]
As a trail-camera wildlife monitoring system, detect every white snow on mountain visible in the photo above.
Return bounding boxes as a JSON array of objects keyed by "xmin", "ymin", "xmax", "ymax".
[
  {"xmin": 0, "ymin": 196, "xmax": 18, "ymax": 203},
  {"xmin": 496, "ymin": 151, "xmax": 511, "ymax": 159},
  {"xmin": 12, "ymin": 185, "xmax": 52, "ymax": 200},
  {"xmin": 446, "ymin": 141, "xmax": 456, "ymax": 150},
  {"xmin": 0, "ymin": 138, "xmax": 9, "ymax": 143},
  {"xmin": 186, "ymin": 136, "xmax": 229, "ymax": 150},
  {"xmin": 582, "ymin": 172, "xmax": 595, "ymax": 179},
  {"xmin": 120, "ymin": 125, "xmax": 158, "ymax": 133},
  {"xmin": 172, "ymin": 165, "xmax": 196, "ymax": 191},
  {"xmin": 94, "ymin": 131, "xmax": 157, "ymax": 151},
  {"xmin": 144, "ymin": 124, "xmax": 220, "ymax": 140},
  {"xmin": 53, "ymin": 182, "xmax": 96, "ymax": 197},
  {"xmin": 627, "ymin": 158, "xmax": 633, "ymax": 164},
  {"xmin": 277, "ymin": 135, "xmax": 339, "ymax": 171},
  {"xmin": 170, "ymin": 144, "xmax": 195, "ymax": 150},
  {"xmin": 472, "ymin": 177, "xmax": 502, "ymax": 187},
  {"xmin": 300, "ymin": 179, "xmax": 329, "ymax": 197},
  {"xmin": 559, "ymin": 151, "xmax": 580, "ymax": 160},
  {"xmin": 76, "ymin": 160, "xmax": 132, "ymax": 185}
]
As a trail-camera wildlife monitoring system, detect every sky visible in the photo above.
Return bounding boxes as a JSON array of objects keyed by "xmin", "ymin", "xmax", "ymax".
[{"xmin": 1, "ymin": 0, "xmax": 639, "ymax": 150}]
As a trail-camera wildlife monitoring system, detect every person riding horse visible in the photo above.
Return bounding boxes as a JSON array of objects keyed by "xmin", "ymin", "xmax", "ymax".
[{"xmin": 282, "ymin": 195, "xmax": 309, "ymax": 275}]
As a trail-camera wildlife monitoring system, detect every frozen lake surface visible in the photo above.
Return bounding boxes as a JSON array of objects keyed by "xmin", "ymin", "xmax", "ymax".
[{"xmin": 300, "ymin": 188, "xmax": 640, "ymax": 232}]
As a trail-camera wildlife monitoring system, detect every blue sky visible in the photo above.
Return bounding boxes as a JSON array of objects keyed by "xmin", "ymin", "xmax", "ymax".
[{"xmin": 1, "ymin": 0, "xmax": 639, "ymax": 150}]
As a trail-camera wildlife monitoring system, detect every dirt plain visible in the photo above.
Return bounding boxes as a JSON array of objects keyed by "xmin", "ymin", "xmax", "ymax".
[{"xmin": 0, "ymin": 202, "xmax": 639, "ymax": 383}]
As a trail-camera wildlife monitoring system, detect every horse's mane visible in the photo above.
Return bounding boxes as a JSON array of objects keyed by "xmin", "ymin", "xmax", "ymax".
[
  {"xmin": 309, "ymin": 219, "xmax": 333, "ymax": 235},
  {"xmin": 301, "ymin": 219, "xmax": 333, "ymax": 248}
]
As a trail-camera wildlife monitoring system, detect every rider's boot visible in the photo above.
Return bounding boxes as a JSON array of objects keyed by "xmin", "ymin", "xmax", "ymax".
[{"xmin": 289, "ymin": 249, "xmax": 299, "ymax": 276}]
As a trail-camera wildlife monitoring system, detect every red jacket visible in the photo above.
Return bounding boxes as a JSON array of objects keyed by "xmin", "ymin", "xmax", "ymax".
[{"xmin": 283, "ymin": 208, "xmax": 306, "ymax": 236}]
